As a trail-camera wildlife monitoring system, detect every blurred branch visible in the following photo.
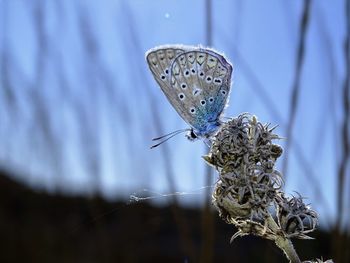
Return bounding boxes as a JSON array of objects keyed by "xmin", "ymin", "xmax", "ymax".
[
  {"xmin": 232, "ymin": 0, "xmax": 243, "ymax": 44},
  {"xmin": 205, "ymin": 0, "xmax": 212, "ymax": 47},
  {"xmin": 1, "ymin": 53, "xmax": 17, "ymax": 113},
  {"xmin": 313, "ymin": 4, "xmax": 339, "ymax": 164},
  {"xmin": 334, "ymin": 0, "xmax": 350, "ymax": 262},
  {"xmin": 233, "ymin": 50, "xmax": 283, "ymax": 121},
  {"xmin": 0, "ymin": 1, "xmax": 17, "ymax": 118},
  {"xmin": 121, "ymin": 2, "xmax": 197, "ymax": 260},
  {"xmin": 282, "ymin": 0, "xmax": 311, "ymax": 181},
  {"xmin": 200, "ymin": 1, "xmax": 215, "ymax": 262},
  {"xmin": 76, "ymin": 4, "xmax": 103, "ymax": 190},
  {"xmin": 76, "ymin": 2, "xmax": 137, "ymax": 189},
  {"xmin": 29, "ymin": 1, "xmax": 63, "ymax": 187}
]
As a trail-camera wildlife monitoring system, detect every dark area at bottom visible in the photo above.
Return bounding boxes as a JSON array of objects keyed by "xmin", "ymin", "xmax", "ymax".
[{"xmin": 0, "ymin": 169, "xmax": 332, "ymax": 263}]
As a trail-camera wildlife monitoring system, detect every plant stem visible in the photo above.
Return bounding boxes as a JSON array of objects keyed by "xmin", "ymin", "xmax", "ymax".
[{"xmin": 266, "ymin": 215, "xmax": 301, "ymax": 263}]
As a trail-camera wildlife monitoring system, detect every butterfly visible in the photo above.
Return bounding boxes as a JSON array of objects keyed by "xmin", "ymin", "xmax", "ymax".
[{"xmin": 146, "ymin": 45, "xmax": 233, "ymax": 148}]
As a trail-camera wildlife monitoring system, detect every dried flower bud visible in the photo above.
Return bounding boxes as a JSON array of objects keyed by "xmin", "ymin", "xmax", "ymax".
[
  {"xmin": 276, "ymin": 193, "xmax": 318, "ymax": 239},
  {"xmin": 206, "ymin": 113, "xmax": 282, "ymax": 172}
]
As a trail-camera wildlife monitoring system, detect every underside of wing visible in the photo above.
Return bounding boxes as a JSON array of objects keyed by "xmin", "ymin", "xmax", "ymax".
[
  {"xmin": 146, "ymin": 45, "xmax": 233, "ymax": 133},
  {"xmin": 146, "ymin": 46, "xmax": 190, "ymax": 122},
  {"xmin": 169, "ymin": 48, "xmax": 233, "ymax": 132}
]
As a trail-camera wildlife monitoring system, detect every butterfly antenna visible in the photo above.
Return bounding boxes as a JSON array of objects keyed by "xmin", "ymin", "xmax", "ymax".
[
  {"xmin": 150, "ymin": 129, "xmax": 190, "ymax": 149},
  {"xmin": 152, "ymin": 129, "xmax": 189, "ymax": 141}
]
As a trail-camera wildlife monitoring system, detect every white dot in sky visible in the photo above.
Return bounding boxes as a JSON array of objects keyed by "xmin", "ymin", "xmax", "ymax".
[{"xmin": 165, "ymin": 13, "xmax": 170, "ymax": 19}]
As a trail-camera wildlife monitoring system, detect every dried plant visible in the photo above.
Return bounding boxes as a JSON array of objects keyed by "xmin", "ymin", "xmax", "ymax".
[{"xmin": 204, "ymin": 113, "xmax": 332, "ymax": 263}]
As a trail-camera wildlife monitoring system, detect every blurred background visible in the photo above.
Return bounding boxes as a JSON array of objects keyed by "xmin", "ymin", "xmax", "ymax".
[{"xmin": 0, "ymin": 0, "xmax": 349, "ymax": 262}]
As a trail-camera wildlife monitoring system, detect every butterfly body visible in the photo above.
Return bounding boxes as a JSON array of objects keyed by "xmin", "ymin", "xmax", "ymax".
[{"xmin": 146, "ymin": 45, "xmax": 233, "ymax": 143}]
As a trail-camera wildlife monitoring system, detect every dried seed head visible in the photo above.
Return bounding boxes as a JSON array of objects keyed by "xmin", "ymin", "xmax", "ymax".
[
  {"xmin": 207, "ymin": 113, "xmax": 318, "ymax": 243},
  {"xmin": 210, "ymin": 114, "xmax": 283, "ymax": 221},
  {"xmin": 206, "ymin": 113, "xmax": 282, "ymax": 171},
  {"xmin": 276, "ymin": 193, "xmax": 318, "ymax": 239}
]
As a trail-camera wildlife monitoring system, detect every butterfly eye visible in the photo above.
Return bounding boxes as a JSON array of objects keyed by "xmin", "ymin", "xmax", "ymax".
[
  {"xmin": 189, "ymin": 107, "xmax": 196, "ymax": 114},
  {"xmin": 206, "ymin": 76, "xmax": 212, "ymax": 83},
  {"xmin": 209, "ymin": 97, "xmax": 214, "ymax": 103},
  {"xmin": 181, "ymin": 83, "xmax": 187, "ymax": 89},
  {"xmin": 178, "ymin": 93, "xmax": 185, "ymax": 100},
  {"xmin": 200, "ymin": 100, "xmax": 206, "ymax": 106},
  {"xmin": 221, "ymin": 90, "xmax": 227, "ymax": 95}
]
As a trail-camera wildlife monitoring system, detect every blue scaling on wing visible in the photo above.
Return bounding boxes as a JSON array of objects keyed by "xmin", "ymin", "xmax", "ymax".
[{"xmin": 146, "ymin": 45, "xmax": 233, "ymax": 141}]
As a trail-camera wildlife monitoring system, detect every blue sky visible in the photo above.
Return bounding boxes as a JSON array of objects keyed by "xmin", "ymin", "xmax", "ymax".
[{"xmin": 0, "ymin": 0, "xmax": 348, "ymax": 227}]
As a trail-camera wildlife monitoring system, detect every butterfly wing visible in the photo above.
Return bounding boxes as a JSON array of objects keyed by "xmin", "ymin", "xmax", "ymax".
[
  {"xmin": 146, "ymin": 45, "xmax": 233, "ymax": 137},
  {"xmin": 146, "ymin": 46, "xmax": 191, "ymax": 122},
  {"xmin": 169, "ymin": 48, "xmax": 233, "ymax": 135}
]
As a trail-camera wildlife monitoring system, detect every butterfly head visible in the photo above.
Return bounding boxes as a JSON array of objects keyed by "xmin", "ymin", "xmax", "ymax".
[{"xmin": 185, "ymin": 129, "xmax": 198, "ymax": 141}]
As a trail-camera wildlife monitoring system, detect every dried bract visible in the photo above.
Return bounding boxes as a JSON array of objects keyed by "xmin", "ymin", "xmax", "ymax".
[{"xmin": 205, "ymin": 113, "xmax": 320, "ymax": 262}]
